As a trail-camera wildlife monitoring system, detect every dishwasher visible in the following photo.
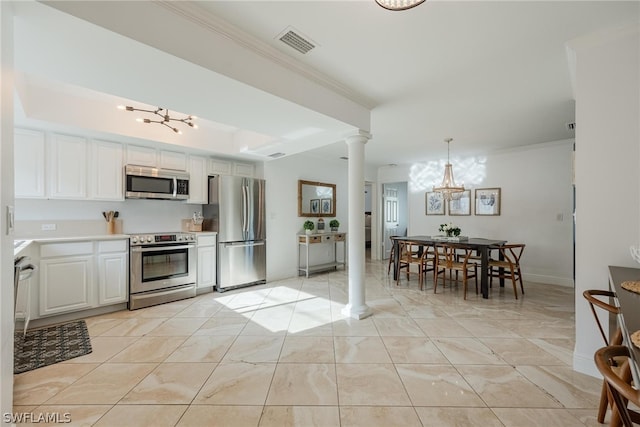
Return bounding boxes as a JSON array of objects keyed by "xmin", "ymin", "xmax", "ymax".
[{"xmin": 14, "ymin": 256, "xmax": 36, "ymax": 336}]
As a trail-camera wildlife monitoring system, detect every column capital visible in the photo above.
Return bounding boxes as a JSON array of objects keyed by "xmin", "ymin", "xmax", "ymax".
[{"xmin": 344, "ymin": 129, "xmax": 372, "ymax": 144}]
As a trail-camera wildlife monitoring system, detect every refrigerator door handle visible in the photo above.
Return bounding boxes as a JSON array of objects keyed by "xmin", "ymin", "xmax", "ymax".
[
  {"xmin": 223, "ymin": 241, "xmax": 265, "ymax": 248},
  {"xmin": 242, "ymin": 182, "xmax": 249, "ymax": 237}
]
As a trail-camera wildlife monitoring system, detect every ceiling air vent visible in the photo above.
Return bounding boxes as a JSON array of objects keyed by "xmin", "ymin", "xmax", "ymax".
[
  {"xmin": 566, "ymin": 122, "xmax": 576, "ymax": 131},
  {"xmin": 268, "ymin": 152, "xmax": 285, "ymax": 159},
  {"xmin": 278, "ymin": 27, "xmax": 316, "ymax": 54}
]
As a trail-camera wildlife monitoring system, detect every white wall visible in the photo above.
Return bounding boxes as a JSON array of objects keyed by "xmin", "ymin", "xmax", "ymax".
[
  {"xmin": 0, "ymin": 0, "xmax": 14, "ymax": 417},
  {"xmin": 263, "ymin": 152, "xmax": 349, "ymax": 281},
  {"xmin": 378, "ymin": 141, "xmax": 575, "ymax": 286},
  {"xmin": 572, "ymin": 24, "xmax": 640, "ymax": 377}
]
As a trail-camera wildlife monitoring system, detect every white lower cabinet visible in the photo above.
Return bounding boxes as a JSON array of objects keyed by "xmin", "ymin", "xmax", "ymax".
[
  {"xmin": 97, "ymin": 240, "xmax": 128, "ymax": 305},
  {"xmin": 40, "ymin": 254, "xmax": 93, "ymax": 316},
  {"xmin": 197, "ymin": 234, "xmax": 217, "ymax": 291},
  {"xmin": 38, "ymin": 239, "xmax": 128, "ymax": 317}
]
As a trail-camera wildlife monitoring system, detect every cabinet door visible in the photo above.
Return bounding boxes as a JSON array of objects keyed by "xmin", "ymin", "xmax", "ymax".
[
  {"xmin": 233, "ymin": 162, "xmax": 255, "ymax": 177},
  {"xmin": 14, "ymin": 128, "xmax": 46, "ymax": 198},
  {"xmin": 127, "ymin": 145, "xmax": 157, "ymax": 167},
  {"xmin": 209, "ymin": 159, "xmax": 231, "ymax": 175},
  {"xmin": 49, "ymin": 134, "xmax": 88, "ymax": 199},
  {"xmin": 187, "ymin": 155, "xmax": 207, "ymax": 204},
  {"xmin": 40, "ymin": 256, "xmax": 93, "ymax": 316},
  {"xmin": 91, "ymin": 140, "xmax": 124, "ymax": 200},
  {"xmin": 98, "ymin": 252, "xmax": 128, "ymax": 305},
  {"xmin": 197, "ymin": 245, "xmax": 216, "ymax": 289},
  {"xmin": 160, "ymin": 150, "xmax": 187, "ymax": 171}
]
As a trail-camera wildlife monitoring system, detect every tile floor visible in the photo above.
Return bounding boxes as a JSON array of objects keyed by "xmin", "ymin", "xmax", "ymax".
[{"xmin": 13, "ymin": 257, "xmax": 607, "ymax": 426}]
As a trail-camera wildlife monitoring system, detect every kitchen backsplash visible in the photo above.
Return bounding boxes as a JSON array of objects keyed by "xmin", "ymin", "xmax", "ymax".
[
  {"xmin": 15, "ymin": 198, "xmax": 201, "ymax": 235},
  {"xmin": 14, "ymin": 219, "xmax": 123, "ymax": 238}
]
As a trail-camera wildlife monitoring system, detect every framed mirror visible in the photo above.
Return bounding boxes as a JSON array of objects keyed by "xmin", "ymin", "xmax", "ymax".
[{"xmin": 298, "ymin": 179, "xmax": 336, "ymax": 217}]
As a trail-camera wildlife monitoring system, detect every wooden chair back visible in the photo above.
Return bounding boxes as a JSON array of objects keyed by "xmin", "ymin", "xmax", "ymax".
[{"xmin": 594, "ymin": 345, "xmax": 640, "ymax": 427}]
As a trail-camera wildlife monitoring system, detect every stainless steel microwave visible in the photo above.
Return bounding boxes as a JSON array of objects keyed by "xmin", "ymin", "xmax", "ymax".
[{"xmin": 125, "ymin": 165, "xmax": 190, "ymax": 200}]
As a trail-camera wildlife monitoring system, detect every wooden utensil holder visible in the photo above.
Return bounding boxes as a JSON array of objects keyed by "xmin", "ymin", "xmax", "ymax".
[{"xmin": 107, "ymin": 219, "xmax": 115, "ymax": 234}]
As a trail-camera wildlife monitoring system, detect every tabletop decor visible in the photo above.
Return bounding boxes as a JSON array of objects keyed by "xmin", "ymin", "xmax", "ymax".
[
  {"xmin": 303, "ymin": 220, "xmax": 315, "ymax": 235},
  {"xmin": 329, "ymin": 219, "xmax": 340, "ymax": 231},
  {"xmin": 432, "ymin": 223, "xmax": 467, "ymax": 241},
  {"xmin": 440, "ymin": 222, "xmax": 461, "ymax": 237}
]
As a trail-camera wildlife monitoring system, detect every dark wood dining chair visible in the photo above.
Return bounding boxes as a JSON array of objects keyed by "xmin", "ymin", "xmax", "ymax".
[
  {"xmin": 583, "ymin": 289, "xmax": 624, "ymax": 424},
  {"xmin": 488, "ymin": 244, "xmax": 525, "ymax": 299},
  {"xmin": 594, "ymin": 345, "xmax": 639, "ymax": 427},
  {"xmin": 396, "ymin": 241, "xmax": 435, "ymax": 290},
  {"xmin": 387, "ymin": 236, "xmax": 399, "ymax": 275},
  {"xmin": 434, "ymin": 243, "xmax": 477, "ymax": 299}
]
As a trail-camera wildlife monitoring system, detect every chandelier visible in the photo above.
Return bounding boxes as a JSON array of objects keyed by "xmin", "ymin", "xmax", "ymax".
[
  {"xmin": 375, "ymin": 0, "xmax": 426, "ymax": 11},
  {"xmin": 117, "ymin": 105, "xmax": 197, "ymax": 134},
  {"xmin": 433, "ymin": 138, "xmax": 465, "ymax": 200}
]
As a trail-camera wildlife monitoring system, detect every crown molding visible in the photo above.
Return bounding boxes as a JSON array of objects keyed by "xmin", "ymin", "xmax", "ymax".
[{"xmin": 156, "ymin": 1, "xmax": 377, "ymax": 110}]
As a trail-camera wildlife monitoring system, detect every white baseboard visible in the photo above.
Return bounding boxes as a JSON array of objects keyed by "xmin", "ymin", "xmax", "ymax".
[
  {"xmin": 523, "ymin": 273, "xmax": 574, "ymax": 287},
  {"xmin": 573, "ymin": 350, "xmax": 601, "ymax": 378}
]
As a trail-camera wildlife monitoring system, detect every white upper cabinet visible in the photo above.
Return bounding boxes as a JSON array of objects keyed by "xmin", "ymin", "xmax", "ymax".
[
  {"xmin": 159, "ymin": 150, "xmax": 187, "ymax": 171},
  {"xmin": 234, "ymin": 162, "xmax": 255, "ymax": 177},
  {"xmin": 187, "ymin": 155, "xmax": 208, "ymax": 204},
  {"xmin": 126, "ymin": 145, "xmax": 157, "ymax": 167},
  {"xmin": 15, "ymin": 128, "xmax": 46, "ymax": 198},
  {"xmin": 209, "ymin": 158, "xmax": 255, "ymax": 177},
  {"xmin": 209, "ymin": 159, "xmax": 232, "ymax": 175},
  {"xmin": 49, "ymin": 133, "xmax": 88, "ymax": 199},
  {"xmin": 90, "ymin": 140, "xmax": 124, "ymax": 201}
]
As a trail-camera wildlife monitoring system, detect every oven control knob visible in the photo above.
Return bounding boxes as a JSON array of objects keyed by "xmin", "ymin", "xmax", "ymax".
[
  {"xmin": 177, "ymin": 235, "xmax": 182, "ymax": 241},
  {"xmin": 131, "ymin": 237, "xmax": 138, "ymax": 244},
  {"xmin": 147, "ymin": 236, "xmax": 153, "ymax": 242}
]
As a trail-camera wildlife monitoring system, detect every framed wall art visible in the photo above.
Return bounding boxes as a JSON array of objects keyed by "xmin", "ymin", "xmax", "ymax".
[
  {"xmin": 321, "ymin": 198, "xmax": 332, "ymax": 214},
  {"xmin": 310, "ymin": 199, "xmax": 320, "ymax": 214},
  {"xmin": 475, "ymin": 188, "xmax": 501, "ymax": 216},
  {"xmin": 448, "ymin": 190, "xmax": 471, "ymax": 216},
  {"xmin": 425, "ymin": 191, "xmax": 445, "ymax": 215}
]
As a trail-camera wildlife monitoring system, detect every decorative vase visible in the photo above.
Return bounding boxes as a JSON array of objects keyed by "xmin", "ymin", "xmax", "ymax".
[
  {"xmin": 331, "ymin": 227, "xmax": 338, "ymax": 232},
  {"xmin": 305, "ymin": 229, "xmax": 313, "ymax": 235}
]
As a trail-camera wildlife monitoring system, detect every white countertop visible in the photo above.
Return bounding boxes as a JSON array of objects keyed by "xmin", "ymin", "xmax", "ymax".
[{"xmin": 13, "ymin": 234, "xmax": 130, "ymax": 257}]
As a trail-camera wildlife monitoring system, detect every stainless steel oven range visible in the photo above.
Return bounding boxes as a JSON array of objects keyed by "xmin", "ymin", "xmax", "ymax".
[{"xmin": 129, "ymin": 232, "xmax": 196, "ymax": 310}]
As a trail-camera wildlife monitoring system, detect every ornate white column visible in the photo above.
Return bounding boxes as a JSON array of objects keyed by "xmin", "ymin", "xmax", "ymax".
[{"xmin": 342, "ymin": 130, "xmax": 372, "ymax": 320}]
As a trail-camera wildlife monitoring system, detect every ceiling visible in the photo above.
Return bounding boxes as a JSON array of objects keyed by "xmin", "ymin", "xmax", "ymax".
[{"xmin": 12, "ymin": 1, "xmax": 640, "ymax": 167}]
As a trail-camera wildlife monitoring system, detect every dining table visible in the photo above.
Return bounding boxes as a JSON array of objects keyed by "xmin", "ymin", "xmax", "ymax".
[
  {"xmin": 392, "ymin": 236, "xmax": 507, "ymax": 299},
  {"xmin": 608, "ymin": 266, "xmax": 640, "ymax": 387}
]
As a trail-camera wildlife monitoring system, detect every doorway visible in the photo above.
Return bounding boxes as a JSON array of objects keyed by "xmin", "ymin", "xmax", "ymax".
[
  {"xmin": 365, "ymin": 182, "xmax": 372, "ymax": 259},
  {"xmin": 382, "ymin": 182, "xmax": 408, "ymax": 260}
]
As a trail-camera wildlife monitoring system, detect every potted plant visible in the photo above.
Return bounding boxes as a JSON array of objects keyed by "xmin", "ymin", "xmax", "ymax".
[
  {"xmin": 329, "ymin": 219, "xmax": 340, "ymax": 232},
  {"xmin": 439, "ymin": 223, "xmax": 462, "ymax": 240},
  {"xmin": 303, "ymin": 220, "xmax": 315, "ymax": 235}
]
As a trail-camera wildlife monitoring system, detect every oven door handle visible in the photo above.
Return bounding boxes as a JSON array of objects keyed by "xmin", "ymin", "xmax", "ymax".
[{"xmin": 131, "ymin": 244, "xmax": 195, "ymax": 253}]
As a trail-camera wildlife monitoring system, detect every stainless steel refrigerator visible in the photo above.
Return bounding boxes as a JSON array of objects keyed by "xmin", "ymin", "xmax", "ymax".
[{"xmin": 203, "ymin": 175, "xmax": 266, "ymax": 291}]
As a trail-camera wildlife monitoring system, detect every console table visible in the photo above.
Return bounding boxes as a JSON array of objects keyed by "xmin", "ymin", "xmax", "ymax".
[{"xmin": 297, "ymin": 232, "xmax": 347, "ymax": 277}]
